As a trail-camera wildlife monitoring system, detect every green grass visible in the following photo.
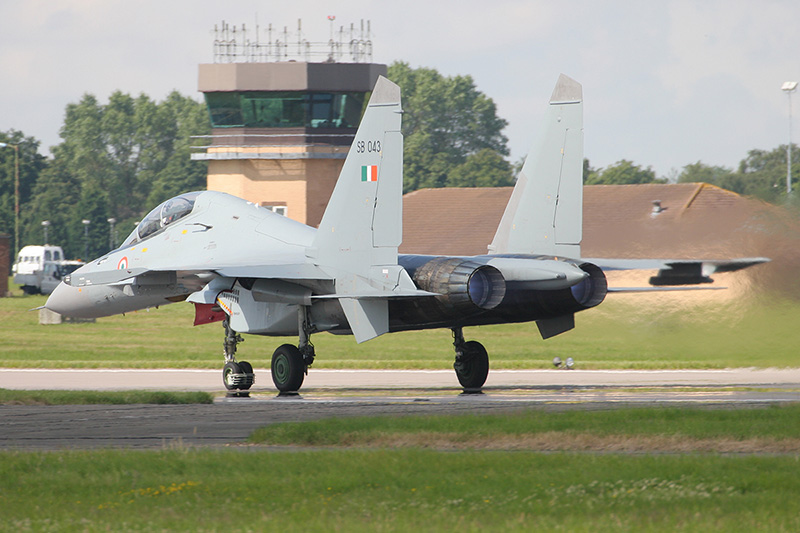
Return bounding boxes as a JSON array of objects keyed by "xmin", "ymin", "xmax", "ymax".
[
  {"xmin": 0, "ymin": 389, "xmax": 213, "ymax": 405},
  {"xmin": 4, "ymin": 403, "xmax": 800, "ymax": 530},
  {"xmin": 2, "ymin": 281, "xmax": 799, "ymax": 369},
  {"xmin": 250, "ymin": 404, "xmax": 800, "ymax": 444},
  {"xmin": 1, "ymin": 448, "xmax": 799, "ymax": 531}
]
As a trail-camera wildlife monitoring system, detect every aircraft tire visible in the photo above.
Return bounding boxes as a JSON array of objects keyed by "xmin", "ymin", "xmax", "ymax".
[
  {"xmin": 223, "ymin": 361, "xmax": 243, "ymax": 391},
  {"xmin": 454, "ymin": 340, "xmax": 489, "ymax": 390},
  {"xmin": 271, "ymin": 344, "xmax": 305, "ymax": 392},
  {"xmin": 238, "ymin": 361, "xmax": 254, "ymax": 390}
]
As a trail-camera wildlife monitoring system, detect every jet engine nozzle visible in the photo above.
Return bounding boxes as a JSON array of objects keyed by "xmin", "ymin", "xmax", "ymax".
[
  {"xmin": 411, "ymin": 257, "xmax": 506, "ymax": 312},
  {"xmin": 570, "ymin": 262, "xmax": 608, "ymax": 309}
]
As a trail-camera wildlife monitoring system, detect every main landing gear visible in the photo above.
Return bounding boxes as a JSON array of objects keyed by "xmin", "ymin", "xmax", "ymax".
[
  {"xmin": 222, "ymin": 319, "xmax": 254, "ymax": 394},
  {"xmin": 270, "ymin": 306, "xmax": 316, "ymax": 394},
  {"xmin": 452, "ymin": 327, "xmax": 489, "ymax": 391}
]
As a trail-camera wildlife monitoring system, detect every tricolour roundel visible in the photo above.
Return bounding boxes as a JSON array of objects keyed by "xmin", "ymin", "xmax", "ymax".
[{"xmin": 117, "ymin": 256, "xmax": 128, "ymax": 270}]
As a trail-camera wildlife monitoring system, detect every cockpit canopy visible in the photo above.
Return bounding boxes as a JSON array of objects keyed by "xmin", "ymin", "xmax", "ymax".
[{"xmin": 122, "ymin": 191, "xmax": 203, "ymax": 247}]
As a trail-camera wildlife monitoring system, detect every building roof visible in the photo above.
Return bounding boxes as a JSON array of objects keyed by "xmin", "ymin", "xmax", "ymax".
[{"xmin": 400, "ymin": 183, "xmax": 777, "ymax": 258}]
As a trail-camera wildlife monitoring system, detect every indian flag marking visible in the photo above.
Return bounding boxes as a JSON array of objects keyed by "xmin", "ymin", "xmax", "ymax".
[{"xmin": 361, "ymin": 165, "xmax": 378, "ymax": 182}]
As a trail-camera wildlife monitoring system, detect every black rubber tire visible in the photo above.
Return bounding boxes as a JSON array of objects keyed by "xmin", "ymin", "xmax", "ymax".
[
  {"xmin": 222, "ymin": 361, "xmax": 242, "ymax": 391},
  {"xmin": 271, "ymin": 344, "xmax": 305, "ymax": 392},
  {"xmin": 238, "ymin": 361, "xmax": 254, "ymax": 390},
  {"xmin": 454, "ymin": 340, "xmax": 489, "ymax": 389}
]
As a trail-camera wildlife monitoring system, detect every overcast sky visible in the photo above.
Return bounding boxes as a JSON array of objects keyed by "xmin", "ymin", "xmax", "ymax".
[{"xmin": 2, "ymin": 0, "xmax": 799, "ymax": 178}]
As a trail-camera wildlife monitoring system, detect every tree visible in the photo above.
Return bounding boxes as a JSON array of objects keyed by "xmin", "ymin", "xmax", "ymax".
[
  {"xmin": 583, "ymin": 158, "xmax": 599, "ymax": 184},
  {"xmin": 23, "ymin": 91, "xmax": 210, "ymax": 256},
  {"xmin": 0, "ymin": 130, "xmax": 48, "ymax": 256},
  {"xmin": 584, "ymin": 159, "xmax": 664, "ymax": 185},
  {"xmin": 446, "ymin": 149, "xmax": 514, "ymax": 187},
  {"xmin": 734, "ymin": 145, "xmax": 798, "ymax": 202},
  {"xmin": 677, "ymin": 161, "xmax": 735, "ymax": 186},
  {"xmin": 388, "ymin": 62, "xmax": 511, "ymax": 192}
]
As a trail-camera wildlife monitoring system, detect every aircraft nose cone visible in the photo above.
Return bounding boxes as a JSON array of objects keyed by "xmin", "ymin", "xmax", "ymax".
[{"xmin": 45, "ymin": 281, "xmax": 90, "ymax": 318}]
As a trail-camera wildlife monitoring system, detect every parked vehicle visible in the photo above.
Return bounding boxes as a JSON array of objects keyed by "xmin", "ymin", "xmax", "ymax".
[{"xmin": 12, "ymin": 245, "xmax": 84, "ymax": 295}]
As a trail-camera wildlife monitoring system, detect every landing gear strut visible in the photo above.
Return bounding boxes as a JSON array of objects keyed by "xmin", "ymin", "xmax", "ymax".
[
  {"xmin": 221, "ymin": 319, "xmax": 255, "ymax": 392},
  {"xmin": 271, "ymin": 306, "xmax": 316, "ymax": 393},
  {"xmin": 452, "ymin": 327, "xmax": 489, "ymax": 391}
]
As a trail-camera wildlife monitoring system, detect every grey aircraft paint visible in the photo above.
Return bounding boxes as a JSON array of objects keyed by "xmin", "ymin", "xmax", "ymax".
[{"xmin": 45, "ymin": 76, "xmax": 768, "ymax": 393}]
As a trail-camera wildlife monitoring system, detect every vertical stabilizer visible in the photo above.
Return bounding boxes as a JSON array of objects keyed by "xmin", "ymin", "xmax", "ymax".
[
  {"xmin": 309, "ymin": 76, "xmax": 406, "ymax": 342},
  {"xmin": 488, "ymin": 74, "xmax": 583, "ymax": 258},
  {"xmin": 312, "ymin": 76, "xmax": 403, "ymax": 268}
]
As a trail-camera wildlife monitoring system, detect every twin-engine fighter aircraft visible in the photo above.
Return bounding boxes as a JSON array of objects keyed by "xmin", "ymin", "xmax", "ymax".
[{"xmin": 46, "ymin": 75, "xmax": 767, "ymax": 393}]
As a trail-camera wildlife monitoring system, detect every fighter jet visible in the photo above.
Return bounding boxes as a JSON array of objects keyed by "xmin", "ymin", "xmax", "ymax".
[{"xmin": 45, "ymin": 75, "xmax": 767, "ymax": 393}]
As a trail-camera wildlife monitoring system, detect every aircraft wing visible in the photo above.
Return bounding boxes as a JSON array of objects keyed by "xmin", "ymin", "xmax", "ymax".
[
  {"xmin": 68, "ymin": 267, "xmax": 150, "ymax": 286},
  {"xmin": 586, "ymin": 257, "xmax": 770, "ymax": 286},
  {"xmin": 214, "ymin": 263, "xmax": 332, "ymax": 281}
]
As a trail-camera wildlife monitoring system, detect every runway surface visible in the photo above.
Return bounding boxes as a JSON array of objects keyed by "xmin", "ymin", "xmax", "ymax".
[
  {"xmin": 2, "ymin": 368, "xmax": 800, "ymax": 450},
  {"xmin": 4, "ymin": 367, "xmax": 800, "ymax": 391}
]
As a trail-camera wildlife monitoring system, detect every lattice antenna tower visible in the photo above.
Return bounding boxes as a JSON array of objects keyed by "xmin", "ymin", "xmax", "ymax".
[{"xmin": 212, "ymin": 18, "xmax": 373, "ymax": 63}]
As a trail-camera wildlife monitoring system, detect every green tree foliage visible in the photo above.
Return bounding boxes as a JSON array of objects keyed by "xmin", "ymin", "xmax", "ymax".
[
  {"xmin": 735, "ymin": 145, "xmax": 798, "ymax": 202},
  {"xmin": 21, "ymin": 91, "xmax": 209, "ymax": 258},
  {"xmin": 676, "ymin": 147, "xmax": 799, "ymax": 204},
  {"xmin": 388, "ymin": 62, "xmax": 511, "ymax": 192},
  {"xmin": 0, "ymin": 130, "xmax": 48, "ymax": 256},
  {"xmin": 584, "ymin": 159, "xmax": 665, "ymax": 185},
  {"xmin": 583, "ymin": 158, "xmax": 599, "ymax": 184},
  {"xmin": 445, "ymin": 149, "xmax": 514, "ymax": 187},
  {"xmin": 677, "ymin": 161, "xmax": 737, "ymax": 189}
]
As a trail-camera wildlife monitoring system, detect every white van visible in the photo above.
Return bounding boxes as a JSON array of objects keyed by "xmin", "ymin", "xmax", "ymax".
[{"xmin": 12, "ymin": 245, "xmax": 83, "ymax": 295}]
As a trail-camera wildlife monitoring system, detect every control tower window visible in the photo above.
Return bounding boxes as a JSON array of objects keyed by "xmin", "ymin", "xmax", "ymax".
[{"xmin": 205, "ymin": 92, "xmax": 366, "ymax": 129}]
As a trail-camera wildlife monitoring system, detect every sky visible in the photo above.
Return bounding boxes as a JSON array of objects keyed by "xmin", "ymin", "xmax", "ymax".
[{"xmin": 1, "ymin": 0, "xmax": 799, "ymax": 178}]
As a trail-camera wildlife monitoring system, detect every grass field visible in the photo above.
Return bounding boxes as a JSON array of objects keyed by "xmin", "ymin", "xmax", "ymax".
[
  {"xmin": 3, "ymin": 406, "xmax": 800, "ymax": 531},
  {"xmin": 250, "ymin": 404, "xmax": 800, "ymax": 453},
  {"xmin": 0, "ymin": 389, "xmax": 213, "ymax": 405},
  {"xmin": 2, "ymin": 285, "xmax": 798, "ymax": 370}
]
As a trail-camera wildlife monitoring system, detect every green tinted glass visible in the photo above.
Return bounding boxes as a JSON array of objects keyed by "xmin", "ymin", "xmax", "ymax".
[{"xmin": 205, "ymin": 92, "xmax": 366, "ymax": 128}]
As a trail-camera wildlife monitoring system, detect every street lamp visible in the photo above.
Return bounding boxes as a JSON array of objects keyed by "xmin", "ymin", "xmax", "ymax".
[
  {"xmin": 82, "ymin": 219, "xmax": 91, "ymax": 259},
  {"xmin": 41, "ymin": 220, "xmax": 50, "ymax": 245},
  {"xmin": 107, "ymin": 217, "xmax": 117, "ymax": 250},
  {"xmin": 0, "ymin": 142, "xmax": 19, "ymax": 258},
  {"xmin": 781, "ymin": 81, "xmax": 798, "ymax": 195}
]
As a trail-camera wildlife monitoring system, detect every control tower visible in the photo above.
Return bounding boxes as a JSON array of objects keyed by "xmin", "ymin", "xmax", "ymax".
[{"xmin": 192, "ymin": 20, "xmax": 386, "ymax": 227}]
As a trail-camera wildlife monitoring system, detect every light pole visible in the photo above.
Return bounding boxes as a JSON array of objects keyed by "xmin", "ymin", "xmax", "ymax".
[
  {"xmin": 107, "ymin": 217, "xmax": 116, "ymax": 250},
  {"xmin": 82, "ymin": 219, "xmax": 91, "ymax": 259},
  {"xmin": 782, "ymin": 81, "xmax": 798, "ymax": 195},
  {"xmin": 0, "ymin": 142, "xmax": 19, "ymax": 258},
  {"xmin": 41, "ymin": 220, "xmax": 50, "ymax": 245}
]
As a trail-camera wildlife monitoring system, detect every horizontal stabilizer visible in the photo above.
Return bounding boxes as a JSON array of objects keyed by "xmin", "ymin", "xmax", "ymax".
[
  {"xmin": 339, "ymin": 298, "xmax": 389, "ymax": 343},
  {"xmin": 588, "ymin": 257, "xmax": 770, "ymax": 286},
  {"xmin": 608, "ymin": 286, "xmax": 727, "ymax": 293}
]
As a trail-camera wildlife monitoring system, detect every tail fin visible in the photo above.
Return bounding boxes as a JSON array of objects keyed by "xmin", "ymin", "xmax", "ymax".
[
  {"xmin": 311, "ymin": 75, "xmax": 403, "ymax": 268},
  {"xmin": 308, "ymin": 76, "xmax": 408, "ymax": 343},
  {"xmin": 488, "ymin": 74, "xmax": 583, "ymax": 258}
]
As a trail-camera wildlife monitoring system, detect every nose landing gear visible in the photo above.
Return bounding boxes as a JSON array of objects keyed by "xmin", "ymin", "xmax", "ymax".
[{"xmin": 222, "ymin": 319, "xmax": 254, "ymax": 395}]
